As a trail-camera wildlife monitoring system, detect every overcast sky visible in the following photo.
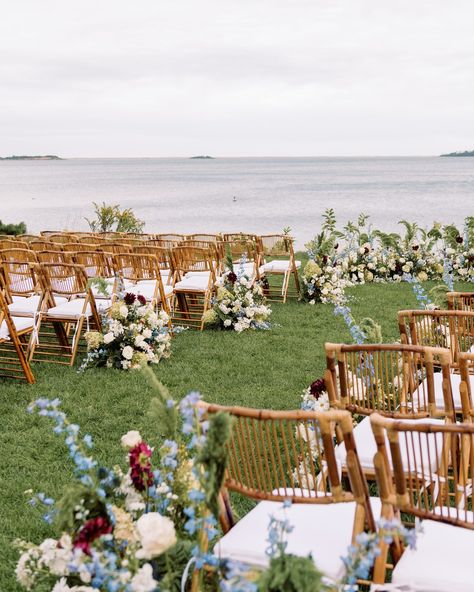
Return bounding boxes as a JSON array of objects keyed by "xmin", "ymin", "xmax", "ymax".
[{"xmin": 1, "ymin": 0, "xmax": 473, "ymax": 157}]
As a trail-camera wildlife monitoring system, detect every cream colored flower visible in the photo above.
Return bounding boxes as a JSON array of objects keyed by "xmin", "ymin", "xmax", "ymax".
[
  {"xmin": 122, "ymin": 345, "xmax": 134, "ymax": 360},
  {"xmin": 121, "ymin": 430, "xmax": 142, "ymax": 449},
  {"xmin": 136, "ymin": 512, "xmax": 177, "ymax": 559},
  {"xmin": 112, "ymin": 505, "xmax": 139, "ymax": 543}
]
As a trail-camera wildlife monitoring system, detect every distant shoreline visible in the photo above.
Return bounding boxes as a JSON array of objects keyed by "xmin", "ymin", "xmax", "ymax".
[
  {"xmin": 440, "ymin": 150, "xmax": 474, "ymax": 157},
  {"xmin": 0, "ymin": 155, "xmax": 62, "ymax": 161}
]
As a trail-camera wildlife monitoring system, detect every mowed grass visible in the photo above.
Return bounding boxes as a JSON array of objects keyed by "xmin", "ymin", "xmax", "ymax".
[{"xmin": 0, "ymin": 281, "xmax": 465, "ymax": 589}]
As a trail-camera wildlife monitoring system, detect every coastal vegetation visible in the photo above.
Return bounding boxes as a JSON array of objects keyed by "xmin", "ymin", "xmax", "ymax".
[
  {"xmin": 0, "ymin": 220, "xmax": 27, "ymax": 235},
  {"xmin": 440, "ymin": 150, "xmax": 474, "ymax": 157},
  {"xmin": 85, "ymin": 201, "xmax": 145, "ymax": 233},
  {"xmin": 0, "ymin": 155, "xmax": 61, "ymax": 160},
  {"xmin": 190, "ymin": 155, "xmax": 214, "ymax": 159}
]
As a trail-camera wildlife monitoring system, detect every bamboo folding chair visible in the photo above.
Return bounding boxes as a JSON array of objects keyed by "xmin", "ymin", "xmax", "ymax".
[
  {"xmin": 1, "ymin": 260, "xmax": 47, "ymax": 320},
  {"xmin": 147, "ymin": 238, "xmax": 180, "ymax": 250},
  {"xmin": 30, "ymin": 240, "xmax": 62, "ymax": 252},
  {"xmin": 155, "ymin": 233, "xmax": 186, "ymax": 242},
  {"xmin": 63, "ymin": 242, "xmax": 98, "ymax": 253},
  {"xmin": 0, "ymin": 285, "xmax": 35, "ymax": 384},
  {"xmin": 447, "ymin": 291, "xmax": 474, "ymax": 311},
  {"xmin": 72, "ymin": 251, "xmax": 116, "ymax": 304},
  {"xmin": 325, "ymin": 343, "xmax": 455, "ymax": 478},
  {"xmin": 218, "ymin": 238, "xmax": 261, "ymax": 279},
  {"xmin": 47, "ymin": 233, "xmax": 78, "ymax": 244},
  {"xmin": 186, "ymin": 233, "xmax": 221, "ymax": 242},
  {"xmin": 257, "ymin": 234, "xmax": 301, "ymax": 302},
  {"xmin": 18, "ymin": 234, "xmax": 40, "ymax": 243},
  {"xmin": 40, "ymin": 230, "xmax": 63, "ymax": 237},
  {"xmin": 30, "ymin": 263, "xmax": 101, "ymax": 366},
  {"xmin": 0, "ymin": 239, "xmax": 29, "ymax": 250},
  {"xmin": 0, "ymin": 248, "xmax": 38, "ymax": 263},
  {"xmin": 182, "ymin": 240, "xmax": 221, "ymax": 275},
  {"xmin": 202, "ymin": 402, "xmax": 380, "ymax": 585},
  {"xmin": 36, "ymin": 250, "xmax": 72, "ymax": 264},
  {"xmin": 171, "ymin": 246, "xmax": 215, "ymax": 330},
  {"xmin": 76, "ymin": 235, "xmax": 106, "ymax": 245},
  {"xmin": 98, "ymin": 242, "xmax": 132, "ymax": 254},
  {"xmin": 370, "ymin": 414, "xmax": 474, "ymax": 590},
  {"xmin": 113, "ymin": 253, "xmax": 173, "ymax": 315},
  {"xmin": 132, "ymin": 245, "xmax": 174, "ymax": 285}
]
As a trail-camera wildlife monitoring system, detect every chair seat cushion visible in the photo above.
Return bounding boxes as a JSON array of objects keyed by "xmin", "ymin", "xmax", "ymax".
[
  {"xmin": 8, "ymin": 295, "xmax": 42, "ymax": 316},
  {"xmin": 392, "ymin": 518, "xmax": 474, "ymax": 592},
  {"xmin": 174, "ymin": 277, "xmax": 210, "ymax": 292},
  {"xmin": 426, "ymin": 371, "xmax": 473, "ymax": 410},
  {"xmin": 46, "ymin": 299, "xmax": 93, "ymax": 319},
  {"xmin": 259, "ymin": 259, "xmax": 301, "ymax": 274},
  {"xmin": 214, "ymin": 496, "xmax": 381, "ymax": 582},
  {"xmin": 0, "ymin": 316, "xmax": 35, "ymax": 340},
  {"xmin": 335, "ymin": 416, "xmax": 445, "ymax": 474},
  {"xmin": 127, "ymin": 281, "xmax": 173, "ymax": 301}
]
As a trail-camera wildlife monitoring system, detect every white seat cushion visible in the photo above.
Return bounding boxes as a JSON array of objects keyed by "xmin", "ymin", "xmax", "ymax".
[
  {"xmin": 127, "ymin": 281, "xmax": 173, "ymax": 301},
  {"xmin": 174, "ymin": 277, "xmax": 210, "ymax": 292},
  {"xmin": 214, "ymin": 496, "xmax": 381, "ymax": 582},
  {"xmin": 392, "ymin": 518, "xmax": 474, "ymax": 592},
  {"xmin": 46, "ymin": 298, "xmax": 92, "ymax": 319},
  {"xmin": 426, "ymin": 371, "xmax": 473, "ymax": 410},
  {"xmin": 259, "ymin": 259, "xmax": 301, "ymax": 274},
  {"xmin": 184, "ymin": 270, "xmax": 212, "ymax": 280},
  {"xmin": 95, "ymin": 299, "xmax": 112, "ymax": 312},
  {"xmin": 335, "ymin": 416, "xmax": 445, "ymax": 475},
  {"xmin": 0, "ymin": 316, "xmax": 34, "ymax": 339},
  {"xmin": 8, "ymin": 295, "xmax": 42, "ymax": 316}
]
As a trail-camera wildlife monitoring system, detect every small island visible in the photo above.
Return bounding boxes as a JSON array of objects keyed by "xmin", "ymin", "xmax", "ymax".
[
  {"xmin": 190, "ymin": 155, "xmax": 214, "ymax": 159},
  {"xmin": 0, "ymin": 155, "xmax": 62, "ymax": 160},
  {"xmin": 440, "ymin": 150, "xmax": 474, "ymax": 157}
]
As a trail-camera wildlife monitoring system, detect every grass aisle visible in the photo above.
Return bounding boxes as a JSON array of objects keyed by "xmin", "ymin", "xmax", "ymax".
[{"xmin": 0, "ymin": 282, "xmax": 450, "ymax": 588}]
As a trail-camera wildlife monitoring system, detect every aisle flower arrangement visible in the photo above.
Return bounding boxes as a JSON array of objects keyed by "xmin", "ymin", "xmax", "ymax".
[
  {"xmin": 81, "ymin": 293, "xmax": 171, "ymax": 371},
  {"xmin": 16, "ymin": 378, "xmax": 232, "ymax": 591},
  {"xmin": 204, "ymin": 258, "xmax": 272, "ymax": 332}
]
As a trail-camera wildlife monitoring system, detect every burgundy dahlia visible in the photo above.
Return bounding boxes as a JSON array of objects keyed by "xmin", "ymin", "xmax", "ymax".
[
  {"xmin": 73, "ymin": 516, "xmax": 112, "ymax": 555},
  {"xmin": 412, "ymin": 245, "xmax": 419, "ymax": 251},
  {"xmin": 456, "ymin": 236, "xmax": 464, "ymax": 244},
  {"xmin": 137, "ymin": 294, "xmax": 146, "ymax": 306},
  {"xmin": 227, "ymin": 271, "xmax": 237, "ymax": 284},
  {"xmin": 129, "ymin": 441, "xmax": 154, "ymax": 492},
  {"xmin": 322, "ymin": 255, "xmax": 328, "ymax": 265},
  {"xmin": 309, "ymin": 378, "xmax": 326, "ymax": 399},
  {"xmin": 124, "ymin": 292, "xmax": 136, "ymax": 305}
]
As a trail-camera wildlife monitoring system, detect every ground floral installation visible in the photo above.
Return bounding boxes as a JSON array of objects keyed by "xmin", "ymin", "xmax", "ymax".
[
  {"xmin": 301, "ymin": 210, "xmax": 474, "ymax": 305},
  {"xmin": 81, "ymin": 292, "xmax": 171, "ymax": 371},
  {"xmin": 203, "ymin": 253, "xmax": 272, "ymax": 333}
]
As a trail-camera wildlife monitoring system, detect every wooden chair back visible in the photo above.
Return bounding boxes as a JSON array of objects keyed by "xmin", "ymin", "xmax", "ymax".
[
  {"xmin": 172, "ymin": 246, "xmax": 214, "ymax": 281},
  {"xmin": 187, "ymin": 233, "xmax": 221, "ymax": 242},
  {"xmin": 17, "ymin": 234, "xmax": 40, "ymax": 243},
  {"xmin": 62, "ymin": 242, "xmax": 98, "ymax": 253},
  {"xmin": 0, "ymin": 239, "xmax": 28, "ymax": 250},
  {"xmin": 72, "ymin": 251, "xmax": 114, "ymax": 279},
  {"xmin": 258, "ymin": 234, "xmax": 296, "ymax": 258},
  {"xmin": 399, "ymin": 309, "xmax": 474, "ymax": 367},
  {"xmin": 98, "ymin": 242, "xmax": 132, "ymax": 254},
  {"xmin": 325, "ymin": 343, "xmax": 454, "ymax": 419},
  {"xmin": 447, "ymin": 291, "xmax": 474, "ymax": 311},
  {"xmin": 132, "ymin": 245, "xmax": 172, "ymax": 271},
  {"xmin": 148, "ymin": 239, "xmax": 180, "ymax": 249},
  {"xmin": 47, "ymin": 233, "xmax": 78, "ymax": 244},
  {"xmin": 155, "ymin": 233, "xmax": 186, "ymax": 242},
  {"xmin": 2, "ymin": 261, "xmax": 39, "ymax": 297},
  {"xmin": 39, "ymin": 262, "xmax": 89, "ymax": 297},
  {"xmin": 36, "ymin": 250, "xmax": 72, "ymax": 264},
  {"xmin": 0, "ymin": 248, "xmax": 38, "ymax": 263},
  {"xmin": 30, "ymin": 240, "xmax": 62, "ymax": 252},
  {"xmin": 201, "ymin": 402, "xmax": 376, "ymax": 532},
  {"xmin": 113, "ymin": 253, "xmax": 161, "ymax": 283}
]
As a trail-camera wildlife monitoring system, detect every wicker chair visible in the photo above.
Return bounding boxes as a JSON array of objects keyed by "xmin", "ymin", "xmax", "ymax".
[
  {"xmin": 371, "ymin": 413, "xmax": 474, "ymax": 590},
  {"xmin": 36, "ymin": 250, "xmax": 72, "ymax": 264},
  {"xmin": 30, "ymin": 263, "xmax": 101, "ymax": 366},
  {"xmin": 202, "ymin": 402, "xmax": 379, "ymax": 583},
  {"xmin": 72, "ymin": 251, "xmax": 116, "ymax": 301},
  {"xmin": 30, "ymin": 240, "xmax": 62, "ymax": 253},
  {"xmin": 325, "ymin": 343, "xmax": 455, "ymax": 478},
  {"xmin": 257, "ymin": 234, "xmax": 301, "ymax": 302},
  {"xmin": 132, "ymin": 245, "xmax": 173, "ymax": 285}
]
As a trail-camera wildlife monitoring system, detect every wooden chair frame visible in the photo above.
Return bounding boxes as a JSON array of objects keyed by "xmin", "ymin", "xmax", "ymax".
[{"xmin": 257, "ymin": 234, "xmax": 301, "ymax": 303}]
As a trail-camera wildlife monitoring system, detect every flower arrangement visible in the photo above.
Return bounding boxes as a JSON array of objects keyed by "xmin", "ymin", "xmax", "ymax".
[
  {"xmin": 81, "ymin": 292, "xmax": 171, "ymax": 371},
  {"xmin": 16, "ymin": 375, "xmax": 233, "ymax": 591},
  {"xmin": 203, "ymin": 258, "xmax": 272, "ymax": 332}
]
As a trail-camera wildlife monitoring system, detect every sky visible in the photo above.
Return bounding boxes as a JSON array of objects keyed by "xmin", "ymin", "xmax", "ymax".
[{"xmin": 1, "ymin": 0, "xmax": 474, "ymax": 157}]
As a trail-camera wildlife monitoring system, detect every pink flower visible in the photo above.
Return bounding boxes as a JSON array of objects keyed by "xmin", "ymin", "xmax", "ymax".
[{"xmin": 129, "ymin": 441, "xmax": 154, "ymax": 492}]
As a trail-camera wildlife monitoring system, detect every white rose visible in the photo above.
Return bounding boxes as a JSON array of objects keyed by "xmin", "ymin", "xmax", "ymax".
[
  {"xmin": 142, "ymin": 328, "xmax": 152, "ymax": 339},
  {"xmin": 122, "ymin": 345, "xmax": 134, "ymax": 360},
  {"xmin": 103, "ymin": 332, "xmax": 115, "ymax": 344},
  {"xmin": 136, "ymin": 513, "xmax": 177, "ymax": 559},
  {"xmin": 223, "ymin": 319, "xmax": 232, "ymax": 327},
  {"xmin": 131, "ymin": 563, "xmax": 157, "ymax": 592},
  {"xmin": 120, "ymin": 305, "xmax": 129, "ymax": 318},
  {"xmin": 121, "ymin": 430, "xmax": 142, "ymax": 449}
]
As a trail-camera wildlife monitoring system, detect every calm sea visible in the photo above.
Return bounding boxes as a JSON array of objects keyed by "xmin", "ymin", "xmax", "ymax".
[{"xmin": 1, "ymin": 157, "xmax": 473, "ymax": 249}]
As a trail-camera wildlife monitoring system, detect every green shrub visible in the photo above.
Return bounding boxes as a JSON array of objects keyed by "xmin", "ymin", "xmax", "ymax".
[
  {"xmin": 0, "ymin": 220, "xmax": 27, "ymax": 235},
  {"xmin": 85, "ymin": 201, "xmax": 145, "ymax": 233}
]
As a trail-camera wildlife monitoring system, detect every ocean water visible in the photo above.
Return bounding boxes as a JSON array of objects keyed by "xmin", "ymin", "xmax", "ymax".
[{"xmin": 1, "ymin": 156, "xmax": 473, "ymax": 249}]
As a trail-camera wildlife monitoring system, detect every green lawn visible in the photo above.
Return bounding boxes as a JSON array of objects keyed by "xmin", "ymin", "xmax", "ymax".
[{"xmin": 0, "ymin": 282, "xmax": 464, "ymax": 589}]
